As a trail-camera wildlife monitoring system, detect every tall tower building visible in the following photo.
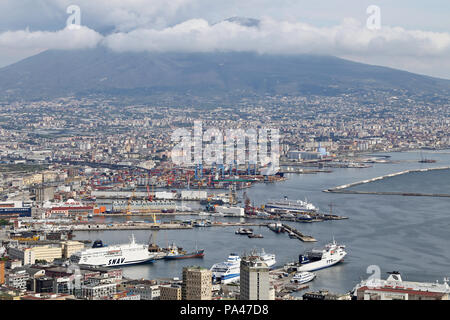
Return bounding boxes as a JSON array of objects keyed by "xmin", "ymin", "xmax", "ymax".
[
  {"xmin": 182, "ymin": 266, "xmax": 212, "ymax": 300},
  {"xmin": 240, "ymin": 255, "xmax": 273, "ymax": 300}
]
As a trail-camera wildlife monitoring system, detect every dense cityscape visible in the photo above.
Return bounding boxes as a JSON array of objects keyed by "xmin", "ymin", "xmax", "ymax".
[{"xmin": 1, "ymin": 2, "xmax": 450, "ymax": 316}]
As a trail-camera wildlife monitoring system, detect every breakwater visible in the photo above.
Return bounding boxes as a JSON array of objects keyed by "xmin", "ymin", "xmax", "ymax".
[{"xmin": 324, "ymin": 166, "xmax": 450, "ymax": 197}]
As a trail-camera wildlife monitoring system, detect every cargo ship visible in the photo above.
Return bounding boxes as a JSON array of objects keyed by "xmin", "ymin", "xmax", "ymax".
[{"xmin": 164, "ymin": 243, "xmax": 205, "ymax": 260}]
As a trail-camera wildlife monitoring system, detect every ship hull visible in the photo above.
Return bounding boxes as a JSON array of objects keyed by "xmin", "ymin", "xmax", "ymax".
[
  {"xmin": 297, "ymin": 254, "xmax": 346, "ymax": 272},
  {"xmin": 164, "ymin": 250, "xmax": 205, "ymax": 260}
]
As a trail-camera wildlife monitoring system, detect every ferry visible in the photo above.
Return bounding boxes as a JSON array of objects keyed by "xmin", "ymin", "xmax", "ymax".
[
  {"xmin": 256, "ymin": 248, "xmax": 276, "ymax": 268},
  {"xmin": 111, "ymin": 199, "xmax": 176, "ymax": 213},
  {"xmin": 291, "ymin": 271, "xmax": 316, "ymax": 284},
  {"xmin": 70, "ymin": 234, "xmax": 156, "ymax": 267},
  {"xmin": 210, "ymin": 253, "xmax": 241, "ymax": 284},
  {"xmin": 211, "ymin": 250, "xmax": 276, "ymax": 283},
  {"xmin": 297, "ymin": 239, "xmax": 346, "ymax": 272},
  {"xmin": 265, "ymin": 197, "xmax": 319, "ymax": 214}
]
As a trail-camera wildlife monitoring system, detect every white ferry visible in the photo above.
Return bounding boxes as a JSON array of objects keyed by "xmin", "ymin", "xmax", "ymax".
[
  {"xmin": 211, "ymin": 250, "xmax": 276, "ymax": 283},
  {"xmin": 265, "ymin": 197, "xmax": 319, "ymax": 214},
  {"xmin": 291, "ymin": 271, "xmax": 316, "ymax": 284},
  {"xmin": 256, "ymin": 248, "xmax": 276, "ymax": 268},
  {"xmin": 210, "ymin": 253, "xmax": 241, "ymax": 284},
  {"xmin": 70, "ymin": 234, "xmax": 156, "ymax": 267},
  {"xmin": 111, "ymin": 200, "xmax": 177, "ymax": 212},
  {"xmin": 297, "ymin": 239, "xmax": 346, "ymax": 272}
]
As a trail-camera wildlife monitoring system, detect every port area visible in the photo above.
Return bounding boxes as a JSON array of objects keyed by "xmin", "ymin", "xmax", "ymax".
[
  {"xmin": 270, "ymin": 268, "xmax": 310, "ymax": 297},
  {"xmin": 63, "ymin": 221, "xmax": 268, "ymax": 231},
  {"xmin": 324, "ymin": 166, "xmax": 450, "ymax": 197}
]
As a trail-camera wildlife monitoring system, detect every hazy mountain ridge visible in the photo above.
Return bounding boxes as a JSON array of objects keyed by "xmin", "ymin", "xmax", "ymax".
[{"xmin": 0, "ymin": 47, "xmax": 449, "ymax": 102}]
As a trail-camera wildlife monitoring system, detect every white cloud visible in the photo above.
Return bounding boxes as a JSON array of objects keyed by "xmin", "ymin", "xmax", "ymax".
[
  {"xmin": 103, "ymin": 17, "xmax": 450, "ymax": 58},
  {"xmin": 0, "ymin": 26, "xmax": 102, "ymax": 50}
]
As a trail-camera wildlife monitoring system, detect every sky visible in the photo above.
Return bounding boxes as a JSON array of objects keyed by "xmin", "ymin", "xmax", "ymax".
[{"xmin": 0, "ymin": 0, "xmax": 449, "ymax": 79}]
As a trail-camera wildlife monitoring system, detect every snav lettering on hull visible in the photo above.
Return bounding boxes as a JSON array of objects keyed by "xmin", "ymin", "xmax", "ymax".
[{"xmin": 108, "ymin": 257, "xmax": 125, "ymax": 265}]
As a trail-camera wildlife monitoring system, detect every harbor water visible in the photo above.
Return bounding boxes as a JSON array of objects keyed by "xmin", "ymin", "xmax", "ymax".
[{"xmin": 76, "ymin": 150, "xmax": 450, "ymax": 295}]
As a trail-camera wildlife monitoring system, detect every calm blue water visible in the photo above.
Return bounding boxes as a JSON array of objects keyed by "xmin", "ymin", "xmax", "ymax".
[{"xmin": 76, "ymin": 150, "xmax": 450, "ymax": 294}]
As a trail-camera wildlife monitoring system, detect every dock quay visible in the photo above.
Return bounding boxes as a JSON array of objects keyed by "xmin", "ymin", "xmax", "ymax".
[
  {"xmin": 68, "ymin": 221, "xmax": 267, "ymax": 232},
  {"xmin": 70, "ymin": 222, "xmax": 193, "ymax": 231},
  {"xmin": 270, "ymin": 268, "xmax": 309, "ymax": 298},
  {"xmin": 210, "ymin": 222, "xmax": 268, "ymax": 227},
  {"xmin": 15, "ymin": 239, "xmax": 92, "ymax": 245},
  {"xmin": 281, "ymin": 224, "xmax": 317, "ymax": 242},
  {"xmin": 279, "ymin": 167, "xmax": 333, "ymax": 174},
  {"xmin": 96, "ymin": 211, "xmax": 201, "ymax": 217}
]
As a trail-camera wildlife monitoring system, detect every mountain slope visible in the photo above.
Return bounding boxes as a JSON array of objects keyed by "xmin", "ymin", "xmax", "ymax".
[{"xmin": 0, "ymin": 47, "xmax": 449, "ymax": 101}]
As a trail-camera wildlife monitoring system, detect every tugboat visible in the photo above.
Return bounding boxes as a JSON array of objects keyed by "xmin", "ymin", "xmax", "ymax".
[
  {"xmin": 248, "ymin": 233, "xmax": 264, "ymax": 238},
  {"xmin": 164, "ymin": 243, "xmax": 205, "ymax": 260}
]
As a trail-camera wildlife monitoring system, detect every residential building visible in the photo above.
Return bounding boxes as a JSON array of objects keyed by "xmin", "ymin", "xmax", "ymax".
[
  {"xmin": 354, "ymin": 272, "xmax": 450, "ymax": 301},
  {"xmin": 182, "ymin": 266, "xmax": 212, "ymax": 300},
  {"xmin": 61, "ymin": 241, "xmax": 85, "ymax": 259},
  {"xmin": 160, "ymin": 285, "xmax": 182, "ymax": 300},
  {"xmin": 240, "ymin": 255, "xmax": 273, "ymax": 300}
]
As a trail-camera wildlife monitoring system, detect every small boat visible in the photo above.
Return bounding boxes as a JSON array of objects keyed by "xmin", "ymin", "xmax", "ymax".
[
  {"xmin": 164, "ymin": 243, "xmax": 205, "ymax": 260},
  {"xmin": 193, "ymin": 220, "xmax": 211, "ymax": 227},
  {"xmin": 235, "ymin": 228, "xmax": 253, "ymax": 235},
  {"xmin": 248, "ymin": 233, "xmax": 264, "ymax": 238},
  {"xmin": 291, "ymin": 272, "xmax": 316, "ymax": 284}
]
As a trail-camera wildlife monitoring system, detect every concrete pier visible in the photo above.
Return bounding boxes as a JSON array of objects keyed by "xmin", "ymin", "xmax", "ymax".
[
  {"xmin": 324, "ymin": 166, "xmax": 450, "ymax": 197},
  {"xmin": 281, "ymin": 224, "xmax": 317, "ymax": 242}
]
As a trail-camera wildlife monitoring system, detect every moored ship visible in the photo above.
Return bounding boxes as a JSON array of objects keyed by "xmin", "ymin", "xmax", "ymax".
[
  {"xmin": 265, "ymin": 197, "xmax": 319, "ymax": 214},
  {"xmin": 70, "ymin": 234, "xmax": 156, "ymax": 267},
  {"xmin": 164, "ymin": 243, "xmax": 205, "ymax": 260},
  {"xmin": 291, "ymin": 271, "xmax": 316, "ymax": 284},
  {"xmin": 111, "ymin": 199, "xmax": 176, "ymax": 213},
  {"xmin": 297, "ymin": 239, "xmax": 346, "ymax": 272}
]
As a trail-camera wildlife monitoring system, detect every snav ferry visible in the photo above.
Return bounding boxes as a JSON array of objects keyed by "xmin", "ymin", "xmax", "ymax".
[
  {"xmin": 70, "ymin": 234, "xmax": 156, "ymax": 267},
  {"xmin": 297, "ymin": 239, "xmax": 347, "ymax": 272}
]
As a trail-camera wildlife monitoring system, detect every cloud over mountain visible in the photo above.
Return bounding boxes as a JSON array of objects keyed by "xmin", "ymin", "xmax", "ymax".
[{"xmin": 0, "ymin": 0, "xmax": 449, "ymax": 78}]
